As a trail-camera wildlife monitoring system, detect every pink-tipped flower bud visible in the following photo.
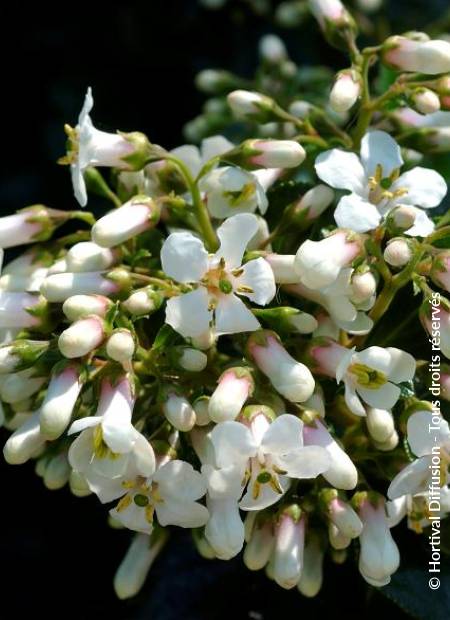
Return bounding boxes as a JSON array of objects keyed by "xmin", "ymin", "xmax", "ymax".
[
  {"xmin": 303, "ymin": 417, "xmax": 358, "ymax": 490},
  {"xmin": 246, "ymin": 139, "xmax": 306, "ymax": 169},
  {"xmin": 227, "ymin": 90, "xmax": 275, "ymax": 122},
  {"xmin": 62, "ymin": 294, "xmax": 113, "ymax": 322},
  {"xmin": 0, "ymin": 368, "xmax": 46, "ymax": 404},
  {"xmin": 0, "ymin": 292, "xmax": 47, "ymax": 329},
  {"xmin": 328, "ymin": 523, "xmax": 351, "ymax": 550},
  {"xmin": 122, "ymin": 287, "xmax": 164, "ymax": 316},
  {"xmin": 40, "ymin": 365, "xmax": 83, "ymax": 439},
  {"xmin": 92, "ymin": 196, "xmax": 160, "ymax": 248},
  {"xmin": 58, "ymin": 315, "xmax": 105, "ymax": 358},
  {"xmin": 0, "ymin": 206, "xmax": 65, "ymax": 249},
  {"xmin": 321, "ymin": 491, "xmax": 363, "ymax": 538},
  {"xmin": 382, "ymin": 35, "xmax": 450, "ymax": 75},
  {"xmin": 329, "ymin": 70, "xmax": 361, "ymax": 113},
  {"xmin": 208, "ymin": 367, "xmax": 254, "ymax": 423},
  {"xmin": 247, "ymin": 331, "xmax": 315, "ymax": 403},
  {"xmin": 163, "ymin": 392, "xmax": 196, "ymax": 431},
  {"xmin": 292, "ymin": 184, "xmax": 335, "ymax": 224},
  {"xmin": 384, "ymin": 239, "xmax": 412, "ymax": 268},
  {"xmin": 294, "ymin": 230, "xmax": 363, "ymax": 290},
  {"xmin": 409, "ymin": 87, "xmax": 441, "ymax": 115},
  {"xmin": 350, "ymin": 270, "xmax": 377, "ymax": 304},
  {"xmin": 308, "ymin": 0, "xmax": 356, "ymax": 50},
  {"xmin": 41, "ymin": 271, "xmax": 120, "ymax": 303},
  {"xmin": 354, "ymin": 493, "xmax": 400, "ymax": 586},
  {"xmin": 272, "ymin": 508, "xmax": 305, "ymax": 589}
]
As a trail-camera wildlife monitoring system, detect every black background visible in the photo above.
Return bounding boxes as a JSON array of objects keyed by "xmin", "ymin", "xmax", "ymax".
[{"xmin": 0, "ymin": 1, "xmax": 449, "ymax": 618}]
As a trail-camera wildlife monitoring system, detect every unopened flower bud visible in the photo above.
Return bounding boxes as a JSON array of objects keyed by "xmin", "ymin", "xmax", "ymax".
[
  {"xmin": 303, "ymin": 418, "xmax": 358, "ymax": 489},
  {"xmin": 408, "ymin": 87, "xmax": 441, "ymax": 115},
  {"xmin": 259, "ymin": 34, "xmax": 287, "ymax": 64},
  {"xmin": 289, "ymin": 100, "xmax": 313, "ymax": 119},
  {"xmin": 231, "ymin": 139, "xmax": 306, "ymax": 169},
  {"xmin": 288, "ymin": 311, "xmax": 318, "ymax": 334},
  {"xmin": 0, "ymin": 206, "xmax": 67, "ymax": 249},
  {"xmin": 176, "ymin": 347, "xmax": 208, "ymax": 372},
  {"xmin": 163, "ymin": 392, "xmax": 196, "ymax": 431},
  {"xmin": 69, "ymin": 470, "xmax": 92, "ymax": 497},
  {"xmin": 63, "ymin": 294, "xmax": 113, "ymax": 321},
  {"xmin": 294, "ymin": 230, "xmax": 363, "ymax": 290},
  {"xmin": 39, "ymin": 365, "xmax": 83, "ymax": 439},
  {"xmin": 208, "ymin": 367, "xmax": 254, "ymax": 422},
  {"xmin": 308, "ymin": 0, "xmax": 356, "ymax": 51},
  {"xmin": 297, "ymin": 531, "xmax": 324, "ymax": 598},
  {"xmin": 350, "ymin": 270, "xmax": 377, "ymax": 304},
  {"xmin": 41, "ymin": 271, "xmax": 120, "ymax": 303},
  {"xmin": 195, "ymin": 69, "xmax": 240, "ymax": 94},
  {"xmin": 244, "ymin": 520, "xmax": 274, "ymax": 571},
  {"xmin": 122, "ymin": 287, "xmax": 164, "ymax": 316},
  {"xmin": 328, "ymin": 522, "xmax": 351, "ymax": 550},
  {"xmin": 65, "ymin": 241, "xmax": 119, "ymax": 273},
  {"xmin": 0, "ymin": 339, "xmax": 49, "ymax": 374},
  {"xmin": 0, "ymin": 292, "xmax": 48, "ymax": 329},
  {"xmin": 114, "ymin": 531, "xmax": 168, "ymax": 600},
  {"xmin": 58, "ymin": 315, "xmax": 105, "ymax": 358},
  {"xmin": 92, "ymin": 196, "xmax": 160, "ymax": 248},
  {"xmin": 382, "ymin": 35, "xmax": 450, "ymax": 75},
  {"xmin": 384, "ymin": 239, "xmax": 412, "ymax": 268},
  {"xmin": 3, "ymin": 411, "xmax": 45, "ymax": 464},
  {"xmin": 366, "ymin": 407, "xmax": 395, "ymax": 443},
  {"xmin": 321, "ymin": 491, "xmax": 363, "ymax": 538},
  {"xmin": 329, "ymin": 70, "xmax": 361, "ymax": 113},
  {"xmin": 193, "ymin": 396, "xmax": 211, "ymax": 426},
  {"xmin": 387, "ymin": 205, "xmax": 417, "ymax": 233},
  {"xmin": 272, "ymin": 508, "xmax": 305, "ymax": 589},
  {"xmin": 372, "ymin": 429, "xmax": 399, "ymax": 451},
  {"xmin": 430, "ymin": 251, "xmax": 450, "ymax": 292},
  {"xmin": 292, "ymin": 184, "xmax": 335, "ymax": 224},
  {"xmin": 106, "ymin": 329, "xmax": 135, "ymax": 369},
  {"xmin": 0, "ymin": 368, "xmax": 46, "ymax": 404},
  {"xmin": 247, "ymin": 331, "xmax": 315, "ymax": 402},
  {"xmin": 43, "ymin": 453, "xmax": 71, "ymax": 490},
  {"xmin": 227, "ymin": 90, "xmax": 275, "ymax": 122}
]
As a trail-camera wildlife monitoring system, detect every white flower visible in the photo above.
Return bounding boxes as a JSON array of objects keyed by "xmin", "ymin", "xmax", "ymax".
[
  {"xmin": 68, "ymin": 376, "xmax": 155, "ymax": 495},
  {"xmin": 388, "ymin": 410, "xmax": 450, "ymax": 500},
  {"xmin": 313, "ymin": 341, "xmax": 415, "ymax": 416},
  {"xmin": 109, "ymin": 459, "xmax": 209, "ymax": 534},
  {"xmin": 315, "ymin": 130, "xmax": 447, "ymax": 235},
  {"xmin": 161, "ymin": 213, "xmax": 275, "ymax": 337},
  {"xmin": 209, "ymin": 412, "xmax": 330, "ymax": 511},
  {"xmin": 67, "ymin": 88, "xmax": 135, "ymax": 207},
  {"xmin": 170, "ymin": 135, "xmax": 234, "ymax": 178},
  {"xmin": 200, "ymin": 167, "xmax": 268, "ymax": 218},
  {"xmin": 356, "ymin": 495, "xmax": 400, "ymax": 586}
]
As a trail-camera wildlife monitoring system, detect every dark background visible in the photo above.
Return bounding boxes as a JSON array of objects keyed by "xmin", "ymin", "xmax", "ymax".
[{"xmin": 0, "ymin": 2, "xmax": 449, "ymax": 618}]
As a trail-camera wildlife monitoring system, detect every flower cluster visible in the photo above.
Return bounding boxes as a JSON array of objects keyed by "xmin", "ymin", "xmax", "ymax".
[{"xmin": 2, "ymin": 0, "xmax": 450, "ymax": 602}]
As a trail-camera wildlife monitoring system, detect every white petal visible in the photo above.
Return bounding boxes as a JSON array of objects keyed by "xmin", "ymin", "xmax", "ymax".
[
  {"xmin": 165, "ymin": 288, "xmax": 212, "ymax": 338},
  {"xmin": 102, "ymin": 415, "xmax": 136, "ymax": 454},
  {"xmin": 170, "ymin": 145, "xmax": 202, "ymax": 178},
  {"xmin": 407, "ymin": 410, "xmax": 436, "ymax": 457},
  {"xmin": 336, "ymin": 312, "xmax": 374, "ymax": 336},
  {"xmin": 387, "ymin": 457, "xmax": 432, "ymax": 499},
  {"xmin": 357, "ymin": 383, "xmax": 401, "ymax": 410},
  {"xmin": 202, "ymin": 463, "xmax": 245, "ymax": 500},
  {"xmin": 360, "ymin": 130, "xmax": 403, "ymax": 177},
  {"xmin": 334, "ymin": 194, "xmax": 382, "ymax": 232},
  {"xmin": 385, "ymin": 347, "xmax": 416, "ymax": 382},
  {"xmin": 160, "ymin": 232, "xmax": 208, "ymax": 283},
  {"xmin": 205, "ymin": 497, "xmax": 244, "ymax": 560},
  {"xmin": 71, "ymin": 163, "xmax": 87, "ymax": 207},
  {"xmin": 404, "ymin": 208, "xmax": 435, "ymax": 237},
  {"xmin": 215, "ymin": 213, "xmax": 259, "ymax": 268},
  {"xmin": 210, "ymin": 421, "xmax": 257, "ymax": 468},
  {"xmin": 68, "ymin": 416, "xmax": 102, "ymax": 435},
  {"xmin": 315, "ymin": 149, "xmax": 366, "ymax": 194},
  {"xmin": 68, "ymin": 427, "xmax": 94, "ymax": 473},
  {"xmin": 275, "ymin": 446, "xmax": 330, "ymax": 478},
  {"xmin": 155, "ymin": 497, "xmax": 209, "ymax": 528},
  {"xmin": 154, "ymin": 460, "xmax": 207, "ymax": 501},
  {"xmin": 110, "ymin": 502, "xmax": 153, "ymax": 535},
  {"xmin": 235, "ymin": 258, "xmax": 276, "ymax": 305},
  {"xmin": 93, "ymin": 452, "xmax": 129, "ymax": 479},
  {"xmin": 344, "ymin": 383, "xmax": 366, "ymax": 416},
  {"xmin": 386, "ymin": 496, "xmax": 408, "ymax": 527},
  {"xmin": 201, "ymin": 136, "xmax": 234, "ymax": 162},
  {"xmin": 392, "ymin": 167, "xmax": 447, "ymax": 209},
  {"xmin": 214, "ymin": 293, "xmax": 260, "ymax": 335},
  {"xmin": 132, "ymin": 433, "xmax": 156, "ymax": 477},
  {"xmin": 260, "ymin": 414, "xmax": 304, "ymax": 455}
]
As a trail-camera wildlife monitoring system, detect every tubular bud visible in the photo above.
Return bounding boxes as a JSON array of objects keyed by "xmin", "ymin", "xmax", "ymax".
[
  {"xmin": 40, "ymin": 364, "xmax": 83, "ymax": 439},
  {"xmin": 163, "ymin": 392, "xmax": 196, "ymax": 431},
  {"xmin": 62, "ymin": 294, "xmax": 113, "ymax": 322},
  {"xmin": 65, "ymin": 241, "xmax": 119, "ymax": 273},
  {"xmin": 208, "ymin": 367, "xmax": 254, "ymax": 422},
  {"xmin": 41, "ymin": 271, "xmax": 120, "ymax": 303},
  {"xmin": 58, "ymin": 315, "xmax": 105, "ymax": 358},
  {"xmin": 382, "ymin": 35, "xmax": 450, "ymax": 75}
]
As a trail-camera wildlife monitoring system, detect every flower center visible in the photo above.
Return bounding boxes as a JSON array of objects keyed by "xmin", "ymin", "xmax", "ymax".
[
  {"xmin": 368, "ymin": 164, "xmax": 408, "ymax": 205},
  {"xmin": 58, "ymin": 124, "xmax": 79, "ymax": 165},
  {"xmin": 349, "ymin": 362, "xmax": 388, "ymax": 389},
  {"xmin": 223, "ymin": 182, "xmax": 256, "ymax": 207},
  {"xmin": 247, "ymin": 457, "xmax": 287, "ymax": 500},
  {"xmin": 115, "ymin": 479, "xmax": 164, "ymax": 525},
  {"xmin": 92, "ymin": 425, "xmax": 121, "ymax": 461}
]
